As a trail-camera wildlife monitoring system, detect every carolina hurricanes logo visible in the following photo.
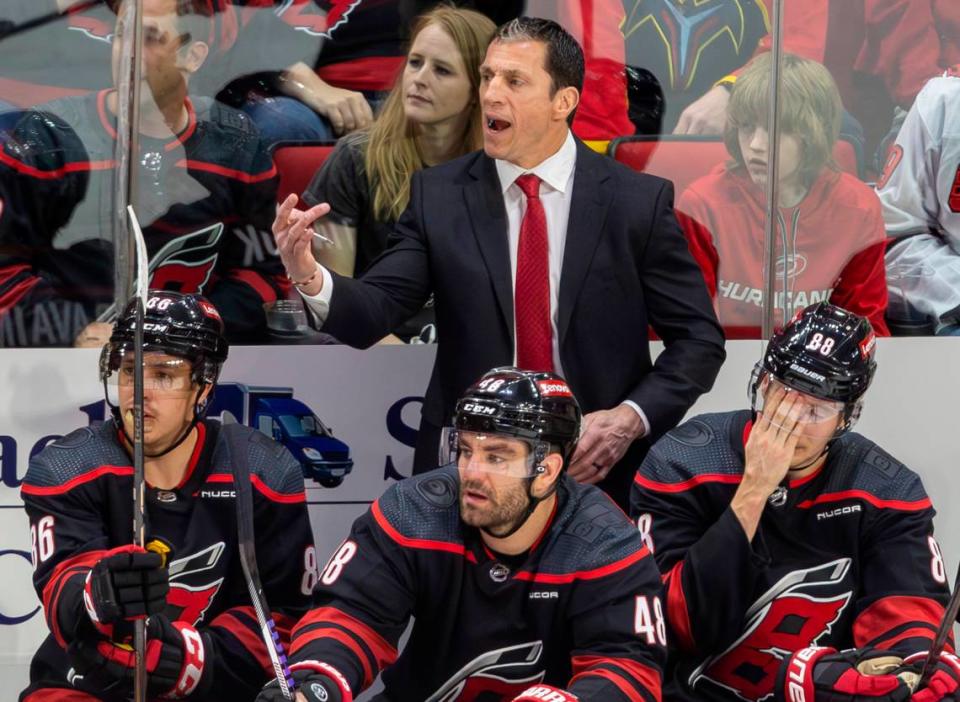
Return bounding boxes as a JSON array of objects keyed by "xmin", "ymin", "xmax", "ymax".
[
  {"xmin": 165, "ymin": 542, "xmax": 226, "ymax": 625},
  {"xmin": 624, "ymin": 0, "xmax": 763, "ymax": 90},
  {"xmin": 276, "ymin": 0, "xmax": 361, "ymax": 38},
  {"xmin": 68, "ymin": 13, "xmax": 114, "ymax": 43},
  {"xmin": 692, "ymin": 559, "xmax": 853, "ymax": 702},
  {"xmin": 148, "ymin": 223, "xmax": 224, "ymax": 293},
  {"xmin": 774, "ymin": 253, "xmax": 808, "ymax": 280},
  {"xmin": 425, "ymin": 641, "xmax": 546, "ymax": 702}
]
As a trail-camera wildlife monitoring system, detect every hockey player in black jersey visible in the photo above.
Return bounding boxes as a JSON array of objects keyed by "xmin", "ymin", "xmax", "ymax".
[
  {"xmin": 258, "ymin": 367, "xmax": 666, "ymax": 702},
  {"xmin": 0, "ymin": 0, "xmax": 287, "ymax": 347},
  {"xmin": 630, "ymin": 302, "xmax": 958, "ymax": 702},
  {"xmin": 19, "ymin": 291, "xmax": 315, "ymax": 701}
]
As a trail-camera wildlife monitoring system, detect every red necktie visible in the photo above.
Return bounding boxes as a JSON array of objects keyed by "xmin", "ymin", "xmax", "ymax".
[{"xmin": 514, "ymin": 174, "xmax": 554, "ymax": 372}]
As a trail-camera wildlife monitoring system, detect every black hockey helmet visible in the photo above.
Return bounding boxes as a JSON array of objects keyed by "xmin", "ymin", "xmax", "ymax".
[
  {"xmin": 450, "ymin": 367, "xmax": 582, "ymax": 465},
  {"xmin": 750, "ymin": 302, "xmax": 877, "ymax": 430},
  {"xmin": 100, "ymin": 290, "xmax": 228, "ymax": 388}
]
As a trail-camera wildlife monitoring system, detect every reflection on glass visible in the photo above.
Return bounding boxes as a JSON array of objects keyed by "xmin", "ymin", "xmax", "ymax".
[{"xmin": 677, "ymin": 53, "xmax": 889, "ymax": 337}]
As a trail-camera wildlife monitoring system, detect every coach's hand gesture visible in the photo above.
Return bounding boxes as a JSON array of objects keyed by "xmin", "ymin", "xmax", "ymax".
[{"xmin": 273, "ymin": 194, "xmax": 330, "ymax": 296}]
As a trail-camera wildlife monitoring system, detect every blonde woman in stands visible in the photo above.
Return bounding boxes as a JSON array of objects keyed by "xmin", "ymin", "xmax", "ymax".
[
  {"xmin": 678, "ymin": 53, "xmax": 890, "ymax": 336},
  {"xmin": 293, "ymin": 6, "xmax": 495, "ymax": 343}
]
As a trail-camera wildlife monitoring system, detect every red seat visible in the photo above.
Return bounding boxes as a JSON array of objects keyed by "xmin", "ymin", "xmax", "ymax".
[
  {"xmin": 607, "ymin": 135, "xmax": 860, "ymax": 195},
  {"xmin": 271, "ymin": 142, "xmax": 336, "ymax": 203}
]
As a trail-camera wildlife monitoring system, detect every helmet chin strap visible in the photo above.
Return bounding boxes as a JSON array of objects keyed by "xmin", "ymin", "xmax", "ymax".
[
  {"xmin": 480, "ymin": 461, "xmax": 561, "ymax": 541},
  {"xmin": 107, "ymin": 381, "xmax": 209, "ymax": 459}
]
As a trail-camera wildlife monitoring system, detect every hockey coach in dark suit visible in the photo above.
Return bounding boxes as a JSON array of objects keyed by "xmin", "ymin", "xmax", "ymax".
[{"xmin": 272, "ymin": 16, "xmax": 725, "ymax": 509}]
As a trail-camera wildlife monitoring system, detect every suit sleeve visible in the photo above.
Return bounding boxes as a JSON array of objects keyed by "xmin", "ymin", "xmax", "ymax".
[
  {"xmin": 321, "ymin": 171, "xmax": 432, "ymax": 348},
  {"xmin": 852, "ymin": 503, "xmax": 951, "ymax": 656},
  {"xmin": 566, "ymin": 543, "xmax": 666, "ymax": 702},
  {"xmin": 630, "ymin": 445, "xmax": 760, "ymax": 655},
  {"xmin": 19, "ymin": 458, "xmax": 111, "ymax": 650},
  {"xmin": 627, "ymin": 179, "xmax": 726, "ymax": 438},
  {"xmin": 199, "ymin": 449, "xmax": 315, "ymax": 699},
  {"xmin": 286, "ymin": 499, "xmax": 412, "ymax": 696}
]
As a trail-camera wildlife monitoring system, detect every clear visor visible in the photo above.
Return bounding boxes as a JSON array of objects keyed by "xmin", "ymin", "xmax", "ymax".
[
  {"xmin": 753, "ymin": 376, "xmax": 845, "ymax": 429},
  {"xmin": 104, "ymin": 350, "xmax": 198, "ymax": 403},
  {"xmin": 439, "ymin": 429, "xmax": 543, "ymax": 478}
]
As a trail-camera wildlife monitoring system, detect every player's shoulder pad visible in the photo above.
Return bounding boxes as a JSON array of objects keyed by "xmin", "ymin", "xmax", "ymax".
[
  {"xmin": 373, "ymin": 465, "xmax": 463, "ymax": 546},
  {"xmin": 822, "ymin": 433, "xmax": 929, "ymax": 506},
  {"xmin": 533, "ymin": 478, "xmax": 647, "ymax": 576},
  {"xmin": 4, "ymin": 103, "xmax": 90, "ymax": 173},
  {"xmin": 23, "ymin": 422, "xmax": 129, "ymax": 490},
  {"xmin": 639, "ymin": 410, "xmax": 747, "ymax": 486},
  {"xmin": 213, "ymin": 422, "xmax": 305, "ymax": 500}
]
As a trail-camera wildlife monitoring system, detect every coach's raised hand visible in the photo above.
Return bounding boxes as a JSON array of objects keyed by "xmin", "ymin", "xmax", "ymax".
[{"xmin": 272, "ymin": 194, "xmax": 331, "ymax": 296}]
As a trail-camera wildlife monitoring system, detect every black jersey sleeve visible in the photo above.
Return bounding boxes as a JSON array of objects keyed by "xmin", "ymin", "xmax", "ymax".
[
  {"xmin": 199, "ymin": 432, "xmax": 315, "ymax": 699},
  {"xmin": 19, "ymin": 428, "xmax": 119, "ymax": 649},
  {"xmin": 287, "ymin": 495, "xmax": 415, "ymax": 697},
  {"xmin": 630, "ymin": 420, "xmax": 762, "ymax": 655},
  {"xmin": 850, "ymin": 475, "xmax": 950, "ymax": 657},
  {"xmin": 565, "ymin": 538, "xmax": 667, "ymax": 702}
]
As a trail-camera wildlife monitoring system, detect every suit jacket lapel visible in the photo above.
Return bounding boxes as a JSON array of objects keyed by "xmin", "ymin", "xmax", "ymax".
[
  {"xmin": 558, "ymin": 143, "xmax": 612, "ymax": 345},
  {"xmin": 464, "ymin": 154, "xmax": 514, "ymax": 340}
]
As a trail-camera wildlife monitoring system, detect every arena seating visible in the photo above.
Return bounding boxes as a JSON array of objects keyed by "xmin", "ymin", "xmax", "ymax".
[{"xmin": 271, "ymin": 141, "xmax": 336, "ymax": 202}]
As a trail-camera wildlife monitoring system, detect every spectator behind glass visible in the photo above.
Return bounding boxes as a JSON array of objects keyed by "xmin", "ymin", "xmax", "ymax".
[
  {"xmin": 878, "ymin": 67, "xmax": 960, "ymax": 336},
  {"xmin": 678, "ymin": 53, "xmax": 890, "ymax": 336},
  {"xmin": 299, "ymin": 5, "xmax": 496, "ymax": 344},
  {"xmin": 0, "ymin": 0, "xmax": 286, "ymax": 347}
]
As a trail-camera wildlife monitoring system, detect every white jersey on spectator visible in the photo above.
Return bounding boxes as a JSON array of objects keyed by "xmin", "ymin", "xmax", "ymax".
[{"xmin": 879, "ymin": 70, "xmax": 960, "ymax": 329}]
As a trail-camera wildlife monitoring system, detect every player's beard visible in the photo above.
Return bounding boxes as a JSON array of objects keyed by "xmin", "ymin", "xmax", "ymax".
[{"xmin": 459, "ymin": 479, "xmax": 530, "ymax": 537}]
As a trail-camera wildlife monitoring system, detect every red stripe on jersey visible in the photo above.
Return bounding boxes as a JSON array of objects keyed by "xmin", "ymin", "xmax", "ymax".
[
  {"xmin": 664, "ymin": 561, "xmax": 695, "ymax": 652},
  {"xmin": 293, "ymin": 606, "xmax": 398, "ymax": 674},
  {"xmin": 293, "ymin": 626, "xmax": 373, "ymax": 689},
  {"xmin": 570, "ymin": 655, "xmax": 662, "ymax": 702},
  {"xmin": 42, "ymin": 550, "xmax": 106, "ymax": 648},
  {"xmin": 209, "ymin": 609, "xmax": 273, "ymax": 675},
  {"xmin": 371, "ymin": 500, "xmax": 475, "ymax": 560},
  {"xmin": 165, "ymin": 98, "xmax": 198, "ymax": 150},
  {"xmin": 21, "ymin": 465, "xmax": 134, "ymax": 496},
  {"xmin": 228, "ymin": 269, "xmax": 279, "ymax": 305},
  {"xmin": 176, "ymin": 159, "xmax": 277, "ymax": 183},
  {"xmin": 789, "ymin": 462, "xmax": 825, "ymax": 488},
  {"xmin": 633, "ymin": 472, "xmax": 741, "ymax": 493},
  {"xmin": 796, "ymin": 491, "xmax": 932, "ymax": 511},
  {"xmin": 175, "ymin": 422, "xmax": 206, "ymax": 489},
  {"xmin": 204, "ymin": 473, "xmax": 306, "ymax": 503},
  {"xmin": 854, "ymin": 596, "xmax": 948, "ymax": 649},
  {"xmin": 512, "ymin": 546, "xmax": 650, "ymax": 584},
  {"xmin": 0, "ymin": 271, "xmax": 42, "ymax": 316},
  {"xmin": 22, "ymin": 689, "xmax": 103, "ymax": 701},
  {"xmin": 874, "ymin": 626, "xmax": 948, "ymax": 652},
  {"xmin": 0, "ymin": 147, "xmax": 116, "ymax": 180}
]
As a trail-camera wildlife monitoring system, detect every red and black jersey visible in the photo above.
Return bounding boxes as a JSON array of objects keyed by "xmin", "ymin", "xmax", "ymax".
[
  {"xmin": 20, "ymin": 420, "xmax": 315, "ymax": 702},
  {"xmin": 290, "ymin": 466, "xmax": 666, "ymax": 701},
  {"xmin": 0, "ymin": 90, "xmax": 285, "ymax": 346},
  {"xmin": 630, "ymin": 410, "xmax": 950, "ymax": 702}
]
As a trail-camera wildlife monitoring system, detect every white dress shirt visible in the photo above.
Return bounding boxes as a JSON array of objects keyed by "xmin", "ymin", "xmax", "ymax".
[{"xmin": 299, "ymin": 130, "xmax": 648, "ymax": 434}]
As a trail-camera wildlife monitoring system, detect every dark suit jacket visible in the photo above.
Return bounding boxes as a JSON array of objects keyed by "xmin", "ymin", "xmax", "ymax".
[{"xmin": 322, "ymin": 139, "xmax": 725, "ymax": 488}]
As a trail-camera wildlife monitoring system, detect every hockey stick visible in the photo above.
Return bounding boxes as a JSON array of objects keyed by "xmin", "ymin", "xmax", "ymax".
[
  {"xmin": 226, "ymin": 429, "xmax": 296, "ymax": 699},
  {"xmin": 0, "ymin": 0, "xmax": 104, "ymax": 39},
  {"xmin": 128, "ymin": 204, "xmax": 150, "ymax": 702},
  {"xmin": 916, "ymin": 561, "xmax": 960, "ymax": 689}
]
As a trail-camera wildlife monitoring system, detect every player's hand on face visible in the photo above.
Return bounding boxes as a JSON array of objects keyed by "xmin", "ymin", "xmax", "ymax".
[
  {"xmin": 743, "ymin": 383, "xmax": 803, "ymax": 497},
  {"xmin": 273, "ymin": 194, "xmax": 331, "ymax": 283},
  {"xmin": 74, "ymin": 321, "xmax": 114, "ymax": 348},
  {"xmin": 673, "ymin": 84, "xmax": 730, "ymax": 135},
  {"xmin": 568, "ymin": 406, "xmax": 644, "ymax": 485}
]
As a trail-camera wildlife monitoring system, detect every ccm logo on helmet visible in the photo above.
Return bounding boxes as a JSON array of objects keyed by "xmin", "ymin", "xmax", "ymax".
[
  {"xmin": 537, "ymin": 381, "xmax": 572, "ymax": 398},
  {"xmin": 788, "ymin": 363, "xmax": 826, "ymax": 382},
  {"xmin": 463, "ymin": 403, "xmax": 496, "ymax": 415}
]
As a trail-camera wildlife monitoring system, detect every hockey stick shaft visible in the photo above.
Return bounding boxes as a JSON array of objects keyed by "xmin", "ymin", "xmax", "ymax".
[
  {"xmin": 229, "ymin": 431, "xmax": 296, "ymax": 699},
  {"xmin": 918, "ymin": 561, "xmax": 960, "ymax": 689},
  {"xmin": 0, "ymin": 0, "xmax": 103, "ymax": 39}
]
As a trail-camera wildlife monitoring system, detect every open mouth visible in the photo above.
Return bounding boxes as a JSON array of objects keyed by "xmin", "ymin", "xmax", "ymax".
[
  {"xmin": 486, "ymin": 117, "xmax": 511, "ymax": 133},
  {"xmin": 463, "ymin": 488, "xmax": 490, "ymax": 505}
]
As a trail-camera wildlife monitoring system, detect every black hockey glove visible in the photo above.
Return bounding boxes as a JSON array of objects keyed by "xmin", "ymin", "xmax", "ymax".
[
  {"xmin": 777, "ymin": 646, "xmax": 917, "ymax": 702},
  {"xmin": 256, "ymin": 662, "xmax": 353, "ymax": 702},
  {"xmin": 83, "ymin": 544, "xmax": 169, "ymax": 639},
  {"xmin": 512, "ymin": 684, "xmax": 579, "ymax": 701},
  {"xmin": 895, "ymin": 650, "xmax": 960, "ymax": 701},
  {"xmin": 69, "ymin": 614, "xmax": 211, "ymax": 699}
]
